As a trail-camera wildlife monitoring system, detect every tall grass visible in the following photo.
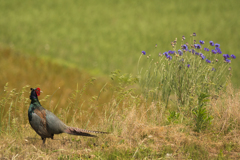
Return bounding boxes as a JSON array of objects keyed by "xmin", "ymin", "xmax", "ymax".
[
  {"xmin": 138, "ymin": 33, "xmax": 236, "ymax": 133},
  {"xmin": 1, "ymin": 73, "xmax": 240, "ymax": 159},
  {"xmin": 138, "ymin": 34, "xmax": 234, "ymax": 106}
]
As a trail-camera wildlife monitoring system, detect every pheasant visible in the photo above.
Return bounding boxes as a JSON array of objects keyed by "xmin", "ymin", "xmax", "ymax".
[{"xmin": 28, "ymin": 87, "xmax": 107, "ymax": 144}]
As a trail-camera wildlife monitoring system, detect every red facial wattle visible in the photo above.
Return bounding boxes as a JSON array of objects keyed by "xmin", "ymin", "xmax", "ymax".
[{"xmin": 35, "ymin": 88, "xmax": 41, "ymax": 96}]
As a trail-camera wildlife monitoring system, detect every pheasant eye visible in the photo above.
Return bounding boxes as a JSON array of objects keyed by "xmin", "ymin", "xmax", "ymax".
[{"xmin": 35, "ymin": 88, "xmax": 41, "ymax": 96}]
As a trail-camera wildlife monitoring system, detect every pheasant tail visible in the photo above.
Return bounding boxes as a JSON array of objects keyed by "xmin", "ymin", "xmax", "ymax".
[{"xmin": 64, "ymin": 127, "xmax": 108, "ymax": 137}]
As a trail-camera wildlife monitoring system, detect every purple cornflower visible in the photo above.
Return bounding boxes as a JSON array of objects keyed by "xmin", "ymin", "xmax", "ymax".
[
  {"xmin": 204, "ymin": 48, "xmax": 209, "ymax": 51},
  {"xmin": 231, "ymin": 54, "xmax": 236, "ymax": 59},
  {"xmin": 210, "ymin": 41, "xmax": 214, "ymax": 46},
  {"xmin": 201, "ymin": 55, "xmax": 206, "ymax": 60},
  {"xmin": 212, "ymin": 49, "xmax": 217, "ymax": 54},
  {"xmin": 163, "ymin": 52, "xmax": 168, "ymax": 56},
  {"xmin": 199, "ymin": 40, "xmax": 205, "ymax": 44},
  {"xmin": 178, "ymin": 49, "xmax": 183, "ymax": 56},
  {"xmin": 212, "ymin": 68, "xmax": 216, "ymax": 71},
  {"xmin": 195, "ymin": 52, "xmax": 199, "ymax": 56},
  {"xmin": 194, "ymin": 44, "xmax": 201, "ymax": 49},
  {"xmin": 193, "ymin": 33, "xmax": 196, "ymax": 36},
  {"xmin": 215, "ymin": 43, "xmax": 220, "ymax": 48},
  {"xmin": 215, "ymin": 48, "xmax": 222, "ymax": 54},
  {"xmin": 206, "ymin": 59, "xmax": 211, "ymax": 63},
  {"xmin": 223, "ymin": 54, "xmax": 230, "ymax": 60},
  {"xmin": 166, "ymin": 55, "xmax": 172, "ymax": 60},
  {"xmin": 187, "ymin": 64, "xmax": 190, "ymax": 68},
  {"xmin": 191, "ymin": 49, "xmax": 195, "ymax": 54},
  {"xmin": 168, "ymin": 50, "xmax": 175, "ymax": 54},
  {"xmin": 182, "ymin": 44, "xmax": 188, "ymax": 50},
  {"xmin": 225, "ymin": 59, "xmax": 231, "ymax": 63},
  {"xmin": 142, "ymin": 51, "xmax": 146, "ymax": 55},
  {"xmin": 182, "ymin": 36, "xmax": 185, "ymax": 40}
]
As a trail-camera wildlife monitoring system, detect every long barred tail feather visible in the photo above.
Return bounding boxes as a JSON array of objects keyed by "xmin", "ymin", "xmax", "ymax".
[{"xmin": 64, "ymin": 127, "xmax": 108, "ymax": 137}]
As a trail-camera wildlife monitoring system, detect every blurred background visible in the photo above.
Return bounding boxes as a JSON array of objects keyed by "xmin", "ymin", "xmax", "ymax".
[{"xmin": 0, "ymin": 0, "xmax": 239, "ymax": 101}]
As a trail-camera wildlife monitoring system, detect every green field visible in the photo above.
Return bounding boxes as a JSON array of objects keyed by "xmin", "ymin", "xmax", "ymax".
[
  {"xmin": 1, "ymin": 0, "xmax": 240, "ymax": 159},
  {"xmin": 1, "ymin": 0, "xmax": 239, "ymax": 85}
]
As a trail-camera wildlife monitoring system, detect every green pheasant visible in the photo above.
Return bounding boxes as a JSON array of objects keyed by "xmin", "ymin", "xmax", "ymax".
[{"xmin": 28, "ymin": 87, "xmax": 107, "ymax": 144}]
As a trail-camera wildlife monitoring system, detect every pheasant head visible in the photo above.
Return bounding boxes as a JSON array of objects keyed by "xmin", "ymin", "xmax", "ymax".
[{"xmin": 30, "ymin": 88, "xmax": 42, "ymax": 102}]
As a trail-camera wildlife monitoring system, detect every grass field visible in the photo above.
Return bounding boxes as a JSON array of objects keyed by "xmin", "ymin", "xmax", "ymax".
[
  {"xmin": 1, "ymin": 54, "xmax": 240, "ymax": 159},
  {"xmin": 0, "ymin": 47, "xmax": 240, "ymax": 159},
  {"xmin": 0, "ymin": 0, "xmax": 240, "ymax": 86},
  {"xmin": 1, "ymin": 0, "xmax": 240, "ymax": 159}
]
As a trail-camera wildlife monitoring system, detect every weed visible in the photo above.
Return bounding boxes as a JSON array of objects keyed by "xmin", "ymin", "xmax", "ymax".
[
  {"xmin": 192, "ymin": 93, "xmax": 213, "ymax": 132},
  {"xmin": 183, "ymin": 142, "xmax": 209, "ymax": 159},
  {"xmin": 167, "ymin": 110, "xmax": 180, "ymax": 124}
]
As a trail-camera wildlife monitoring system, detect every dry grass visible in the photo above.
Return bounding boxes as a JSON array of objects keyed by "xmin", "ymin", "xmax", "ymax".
[
  {"xmin": 1, "ymin": 87, "xmax": 240, "ymax": 159},
  {"xmin": 210, "ymin": 84, "xmax": 240, "ymax": 134}
]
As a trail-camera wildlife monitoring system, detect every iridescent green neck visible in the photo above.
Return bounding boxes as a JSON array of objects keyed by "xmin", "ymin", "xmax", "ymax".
[{"xmin": 28, "ymin": 99, "xmax": 41, "ymax": 121}]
